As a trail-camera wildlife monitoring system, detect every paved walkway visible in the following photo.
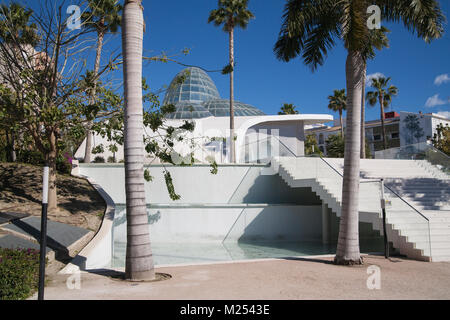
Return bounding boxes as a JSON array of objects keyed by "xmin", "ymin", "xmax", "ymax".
[
  {"xmin": 35, "ymin": 255, "xmax": 450, "ymax": 300},
  {"xmin": 0, "ymin": 215, "xmax": 93, "ymax": 262}
]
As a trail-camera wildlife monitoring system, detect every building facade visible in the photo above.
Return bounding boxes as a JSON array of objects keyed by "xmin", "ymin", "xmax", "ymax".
[{"xmin": 306, "ymin": 111, "xmax": 450, "ymax": 157}]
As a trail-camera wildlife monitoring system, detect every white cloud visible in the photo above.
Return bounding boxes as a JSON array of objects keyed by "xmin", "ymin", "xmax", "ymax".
[
  {"xmin": 436, "ymin": 111, "xmax": 450, "ymax": 119},
  {"xmin": 434, "ymin": 74, "xmax": 450, "ymax": 86},
  {"xmin": 425, "ymin": 94, "xmax": 447, "ymax": 107},
  {"xmin": 366, "ymin": 72, "xmax": 385, "ymax": 87}
]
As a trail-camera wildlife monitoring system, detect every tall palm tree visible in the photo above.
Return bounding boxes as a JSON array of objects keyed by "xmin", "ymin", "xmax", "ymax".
[
  {"xmin": 328, "ymin": 89, "xmax": 346, "ymax": 137},
  {"xmin": 278, "ymin": 103, "xmax": 299, "ymax": 115},
  {"xmin": 122, "ymin": 0, "xmax": 155, "ymax": 281},
  {"xmin": 208, "ymin": 0, "xmax": 254, "ymax": 163},
  {"xmin": 274, "ymin": 0, "xmax": 444, "ymax": 265},
  {"xmin": 366, "ymin": 76, "xmax": 398, "ymax": 150},
  {"xmin": 83, "ymin": 0, "xmax": 122, "ymax": 163},
  {"xmin": 361, "ymin": 27, "xmax": 390, "ymax": 158}
]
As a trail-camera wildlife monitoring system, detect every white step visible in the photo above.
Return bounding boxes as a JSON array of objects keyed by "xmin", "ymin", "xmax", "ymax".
[{"xmin": 275, "ymin": 156, "xmax": 450, "ymax": 262}]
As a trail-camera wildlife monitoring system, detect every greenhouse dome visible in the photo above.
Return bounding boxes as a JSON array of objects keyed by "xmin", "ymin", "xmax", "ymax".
[
  {"xmin": 202, "ymin": 99, "xmax": 266, "ymax": 117},
  {"xmin": 163, "ymin": 67, "xmax": 266, "ymax": 119},
  {"xmin": 164, "ymin": 101, "xmax": 213, "ymax": 120},
  {"xmin": 163, "ymin": 67, "xmax": 220, "ymax": 105}
]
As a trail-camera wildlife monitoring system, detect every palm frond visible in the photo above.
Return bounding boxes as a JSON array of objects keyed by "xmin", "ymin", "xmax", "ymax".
[{"xmin": 377, "ymin": 0, "xmax": 445, "ymax": 42}]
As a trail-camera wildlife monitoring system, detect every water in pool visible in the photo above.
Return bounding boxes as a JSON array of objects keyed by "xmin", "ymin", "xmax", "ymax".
[
  {"xmin": 111, "ymin": 205, "xmax": 384, "ymax": 268},
  {"xmin": 111, "ymin": 239, "xmax": 384, "ymax": 268}
]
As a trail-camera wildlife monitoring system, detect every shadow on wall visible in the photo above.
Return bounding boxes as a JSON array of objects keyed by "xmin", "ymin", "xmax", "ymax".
[
  {"xmin": 232, "ymin": 172, "xmax": 322, "ymax": 205},
  {"xmin": 231, "ymin": 206, "xmax": 322, "ymax": 243}
]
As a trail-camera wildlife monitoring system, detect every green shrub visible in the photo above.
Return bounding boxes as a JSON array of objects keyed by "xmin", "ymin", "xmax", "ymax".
[
  {"xmin": 16, "ymin": 150, "xmax": 72, "ymax": 174},
  {"xmin": 107, "ymin": 156, "xmax": 116, "ymax": 163},
  {"xmin": 18, "ymin": 150, "xmax": 44, "ymax": 166},
  {"xmin": 56, "ymin": 155, "xmax": 72, "ymax": 175},
  {"xmin": 0, "ymin": 147, "xmax": 7, "ymax": 162},
  {"xmin": 0, "ymin": 248, "xmax": 41, "ymax": 300},
  {"xmin": 93, "ymin": 156, "xmax": 105, "ymax": 163}
]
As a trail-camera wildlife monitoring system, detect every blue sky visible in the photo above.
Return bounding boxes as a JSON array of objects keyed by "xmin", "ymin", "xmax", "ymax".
[{"xmin": 20, "ymin": 0, "xmax": 450, "ymax": 121}]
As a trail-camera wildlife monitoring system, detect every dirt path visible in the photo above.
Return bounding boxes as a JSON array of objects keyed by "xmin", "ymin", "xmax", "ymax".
[{"xmin": 0, "ymin": 163, "xmax": 105, "ymax": 231}]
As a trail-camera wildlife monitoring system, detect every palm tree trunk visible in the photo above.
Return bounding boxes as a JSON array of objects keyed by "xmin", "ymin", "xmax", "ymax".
[
  {"xmin": 339, "ymin": 109, "xmax": 344, "ymax": 138},
  {"xmin": 334, "ymin": 50, "xmax": 363, "ymax": 265},
  {"xmin": 84, "ymin": 29, "xmax": 105, "ymax": 163},
  {"xmin": 360, "ymin": 64, "xmax": 366, "ymax": 159},
  {"xmin": 229, "ymin": 28, "xmax": 235, "ymax": 163},
  {"xmin": 379, "ymin": 94, "xmax": 387, "ymax": 150},
  {"xmin": 122, "ymin": 0, "xmax": 155, "ymax": 281}
]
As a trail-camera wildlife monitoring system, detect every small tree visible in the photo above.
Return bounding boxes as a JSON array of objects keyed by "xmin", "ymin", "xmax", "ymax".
[
  {"xmin": 432, "ymin": 123, "xmax": 450, "ymax": 155},
  {"xmin": 327, "ymin": 89, "xmax": 346, "ymax": 138},
  {"xmin": 326, "ymin": 134, "xmax": 345, "ymax": 158},
  {"xmin": 0, "ymin": 1, "xmax": 120, "ymax": 210},
  {"xmin": 325, "ymin": 134, "xmax": 371, "ymax": 158},
  {"xmin": 403, "ymin": 114, "xmax": 424, "ymax": 145},
  {"xmin": 305, "ymin": 134, "xmax": 322, "ymax": 156},
  {"xmin": 366, "ymin": 77, "xmax": 398, "ymax": 150},
  {"xmin": 278, "ymin": 103, "xmax": 299, "ymax": 115}
]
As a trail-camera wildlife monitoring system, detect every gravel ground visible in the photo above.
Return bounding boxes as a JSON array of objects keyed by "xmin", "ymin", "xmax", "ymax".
[{"xmin": 35, "ymin": 254, "xmax": 450, "ymax": 300}]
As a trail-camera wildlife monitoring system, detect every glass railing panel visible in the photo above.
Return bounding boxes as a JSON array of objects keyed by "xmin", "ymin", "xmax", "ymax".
[{"xmin": 375, "ymin": 142, "xmax": 449, "ymax": 177}]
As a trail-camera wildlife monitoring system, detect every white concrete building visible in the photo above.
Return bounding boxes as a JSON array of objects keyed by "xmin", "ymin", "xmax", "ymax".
[{"xmin": 75, "ymin": 67, "xmax": 332, "ymax": 163}]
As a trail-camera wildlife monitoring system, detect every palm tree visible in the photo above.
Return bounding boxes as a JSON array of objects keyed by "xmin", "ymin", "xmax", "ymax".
[
  {"xmin": 274, "ymin": 0, "xmax": 444, "ymax": 265},
  {"xmin": 208, "ymin": 0, "xmax": 254, "ymax": 163},
  {"xmin": 278, "ymin": 103, "xmax": 299, "ymax": 115},
  {"xmin": 122, "ymin": 0, "xmax": 155, "ymax": 281},
  {"xmin": 361, "ymin": 27, "xmax": 390, "ymax": 158},
  {"xmin": 328, "ymin": 89, "xmax": 346, "ymax": 138},
  {"xmin": 83, "ymin": 0, "xmax": 122, "ymax": 163},
  {"xmin": 366, "ymin": 76, "xmax": 398, "ymax": 150}
]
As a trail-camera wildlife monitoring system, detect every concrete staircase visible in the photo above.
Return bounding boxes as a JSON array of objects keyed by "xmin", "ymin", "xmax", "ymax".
[{"xmin": 271, "ymin": 157, "xmax": 450, "ymax": 262}]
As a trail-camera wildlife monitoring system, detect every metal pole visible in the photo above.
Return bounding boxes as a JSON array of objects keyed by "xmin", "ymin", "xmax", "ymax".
[
  {"xmin": 380, "ymin": 178, "xmax": 389, "ymax": 259},
  {"xmin": 38, "ymin": 164, "xmax": 49, "ymax": 300}
]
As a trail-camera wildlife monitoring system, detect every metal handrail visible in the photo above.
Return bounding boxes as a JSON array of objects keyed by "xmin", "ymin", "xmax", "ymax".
[
  {"xmin": 318, "ymin": 155, "xmax": 430, "ymax": 222},
  {"xmin": 382, "ymin": 184, "xmax": 430, "ymax": 222},
  {"xmin": 247, "ymin": 137, "xmax": 431, "ymax": 223}
]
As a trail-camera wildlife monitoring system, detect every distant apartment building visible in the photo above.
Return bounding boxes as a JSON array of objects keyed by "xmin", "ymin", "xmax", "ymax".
[{"xmin": 306, "ymin": 111, "xmax": 450, "ymax": 157}]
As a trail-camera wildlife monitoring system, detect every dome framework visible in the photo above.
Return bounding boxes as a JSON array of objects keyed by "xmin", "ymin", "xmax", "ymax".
[{"xmin": 163, "ymin": 67, "xmax": 265, "ymax": 119}]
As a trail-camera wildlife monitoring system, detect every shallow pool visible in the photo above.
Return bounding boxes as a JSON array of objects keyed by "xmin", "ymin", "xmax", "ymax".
[{"xmin": 111, "ymin": 239, "xmax": 384, "ymax": 268}]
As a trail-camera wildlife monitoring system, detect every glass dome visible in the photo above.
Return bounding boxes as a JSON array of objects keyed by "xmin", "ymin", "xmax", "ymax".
[
  {"xmin": 202, "ymin": 99, "xmax": 266, "ymax": 117},
  {"xmin": 163, "ymin": 67, "xmax": 220, "ymax": 105},
  {"xmin": 164, "ymin": 101, "xmax": 213, "ymax": 120}
]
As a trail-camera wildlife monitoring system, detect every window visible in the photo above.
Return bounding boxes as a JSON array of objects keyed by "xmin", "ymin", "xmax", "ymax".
[
  {"xmin": 373, "ymin": 134, "xmax": 381, "ymax": 141},
  {"xmin": 391, "ymin": 132, "xmax": 399, "ymax": 139}
]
